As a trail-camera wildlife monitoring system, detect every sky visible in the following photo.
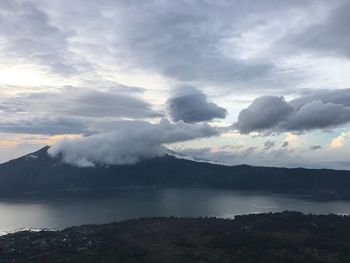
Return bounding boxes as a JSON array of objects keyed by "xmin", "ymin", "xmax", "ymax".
[{"xmin": 1, "ymin": 0, "xmax": 350, "ymax": 169}]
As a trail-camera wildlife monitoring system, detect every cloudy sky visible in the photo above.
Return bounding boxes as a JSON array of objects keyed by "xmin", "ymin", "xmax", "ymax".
[{"xmin": 1, "ymin": 0, "xmax": 350, "ymax": 169}]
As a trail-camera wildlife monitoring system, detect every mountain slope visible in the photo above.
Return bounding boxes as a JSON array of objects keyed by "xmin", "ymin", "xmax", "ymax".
[{"xmin": 0, "ymin": 147, "xmax": 350, "ymax": 199}]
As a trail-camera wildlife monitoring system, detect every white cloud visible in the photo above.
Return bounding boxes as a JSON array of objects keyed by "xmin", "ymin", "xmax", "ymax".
[
  {"xmin": 48, "ymin": 119, "xmax": 219, "ymax": 166},
  {"xmin": 331, "ymin": 132, "xmax": 350, "ymax": 149}
]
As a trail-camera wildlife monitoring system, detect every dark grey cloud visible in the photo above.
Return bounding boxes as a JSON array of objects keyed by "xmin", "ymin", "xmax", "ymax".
[
  {"xmin": 285, "ymin": 101, "xmax": 350, "ymax": 131},
  {"xmin": 2, "ymin": 87, "xmax": 159, "ymax": 117},
  {"xmin": 54, "ymin": 88, "xmax": 159, "ymax": 118},
  {"xmin": 49, "ymin": 119, "xmax": 219, "ymax": 166},
  {"xmin": 310, "ymin": 144, "xmax": 322, "ymax": 150},
  {"xmin": 235, "ymin": 89, "xmax": 350, "ymax": 133},
  {"xmin": 0, "ymin": 86, "xmax": 162, "ymax": 135},
  {"xmin": 167, "ymin": 85, "xmax": 227, "ymax": 123},
  {"xmin": 0, "ymin": 0, "xmax": 90, "ymax": 74},
  {"xmin": 235, "ymin": 96, "xmax": 294, "ymax": 133},
  {"xmin": 290, "ymin": 89, "xmax": 350, "ymax": 109}
]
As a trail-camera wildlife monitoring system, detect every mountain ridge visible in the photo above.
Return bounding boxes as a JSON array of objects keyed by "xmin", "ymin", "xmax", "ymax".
[
  {"xmin": 2, "ymin": 146, "xmax": 347, "ymax": 172},
  {"xmin": 1, "ymin": 146, "xmax": 350, "ymax": 200}
]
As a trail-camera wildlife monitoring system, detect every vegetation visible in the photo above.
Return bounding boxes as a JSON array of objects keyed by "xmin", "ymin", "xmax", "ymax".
[{"xmin": 1, "ymin": 212, "xmax": 350, "ymax": 262}]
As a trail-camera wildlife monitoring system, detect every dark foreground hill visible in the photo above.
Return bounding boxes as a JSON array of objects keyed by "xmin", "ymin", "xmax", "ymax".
[
  {"xmin": 1, "ymin": 147, "xmax": 350, "ymax": 200},
  {"xmin": 1, "ymin": 212, "xmax": 350, "ymax": 263}
]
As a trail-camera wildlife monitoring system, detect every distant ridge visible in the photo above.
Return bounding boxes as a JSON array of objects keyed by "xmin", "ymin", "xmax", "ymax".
[{"xmin": 0, "ymin": 146, "xmax": 350, "ymax": 200}]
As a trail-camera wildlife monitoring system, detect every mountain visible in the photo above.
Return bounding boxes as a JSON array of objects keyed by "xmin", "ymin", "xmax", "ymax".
[{"xmin": 1, "ymin": 146, "xmax": 350, "ymax": 199}]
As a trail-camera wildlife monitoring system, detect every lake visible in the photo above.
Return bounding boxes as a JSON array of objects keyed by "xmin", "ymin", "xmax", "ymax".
[{"xmin": 1, "ymin": 187, "xmax": 350, "ymax": 235}]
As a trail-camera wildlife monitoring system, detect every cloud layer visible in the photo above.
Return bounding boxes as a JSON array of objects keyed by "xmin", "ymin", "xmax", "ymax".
[
  {"xmin": 286, "ymin": 1, "xmax": 350, "ymax": 58},
  {"xmin": 48, "ymin": 119, "xmax": 219, "ymax": 166},
  {"xmin": 0, "ymin": 0, "xmax": 90, "ymax": 74},
  {"xmin": 0, "ymin": 86, "xmax": 160, "ymax": 135}
]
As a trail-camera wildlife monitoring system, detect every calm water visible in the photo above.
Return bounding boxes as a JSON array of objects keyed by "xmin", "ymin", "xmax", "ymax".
[{"xmin": 1, "ymin": 188, "xmax": 350, "ymax": 234}]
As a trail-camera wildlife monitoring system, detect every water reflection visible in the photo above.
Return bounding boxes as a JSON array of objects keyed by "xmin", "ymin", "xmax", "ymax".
[{"xmin": 1, "ymin": 188, "xmax": 350, "ymax": 234}]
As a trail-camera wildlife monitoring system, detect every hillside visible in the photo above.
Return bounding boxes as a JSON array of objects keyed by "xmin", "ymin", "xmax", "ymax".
[
  {"xmin": 0, "ymin": 147, "xmax": 350, "ymax": 199},
  {"xmin": 1, "ymin": 212, "xmax": 350, "ymax": 262}
]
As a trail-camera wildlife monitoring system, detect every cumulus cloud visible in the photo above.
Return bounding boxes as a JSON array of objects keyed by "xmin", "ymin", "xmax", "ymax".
[
  {"xmin": 235, "ymin": 96, "xmax": 293, "ymax": 133},
  {"xmin": 290, "ymin": 89, "xmax": 350, "ymax": 109},
  {"xmin": 48, "ymin": 119, "xmax": 219, "ymax": 166},
  {"xmin": 285, "ymin": 101, "xmax": 350, "ymax": 131},
  {"xmin": 234, "ymin": 89, "xmax": 350, "ymax": 134},
  {"xmin": 167, "ymin": 85, "xmax": 227, "ymax": 123}
]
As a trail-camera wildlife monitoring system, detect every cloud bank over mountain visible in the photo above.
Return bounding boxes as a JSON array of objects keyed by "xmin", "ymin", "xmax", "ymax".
[{"xmin": 48, "ymin": 119, "xmax": 219, "ymax": 166}]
